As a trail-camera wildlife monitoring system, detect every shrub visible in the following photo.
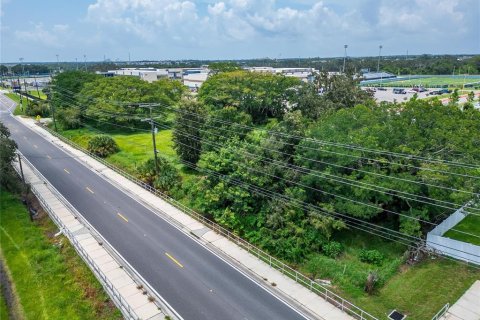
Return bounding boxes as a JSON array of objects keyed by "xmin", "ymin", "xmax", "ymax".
[
  {"xmin": 25, "ymin": 101, "xmax": 50, "ymax": 117},
  {"xmin": 87, "ymin": 135, "xmax": 119, "ymax": 157},
  {"xmin": 322, "ymin": 241, "xmax": 343, "ymax": 258},
  {"xmin": 56, "ymin": 107, "xmax": 82, "ymax": 129},
  {"xmin": 137, "ymin": 156, "xmax": 180, "ymax": 193},
  {"xmin": 359, "ymin": 249, "xmax": 384, "ymax": 265}
]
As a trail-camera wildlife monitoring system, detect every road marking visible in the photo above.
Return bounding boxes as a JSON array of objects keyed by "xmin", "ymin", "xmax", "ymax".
[
  {"xmin": 117, "ymin": 212, "xmax": 128, "ymax": 223},
  {"xmin": 85, "ymin": 187, "xmax": 94, "ymax": 194},
  {"xmin": 33, "ymin": 144, "xmax": 38, "ymax": 148},
  {"xmin": 46, "ymin": 155, "xmax": 52, "ymax": 159},
  {"xmin": 63, "ymin": 168, "xmax": 70, "ymax": 174},
  {"xmin": 165, "ymin": 252, "xmax": 184, "ymax": 268}
]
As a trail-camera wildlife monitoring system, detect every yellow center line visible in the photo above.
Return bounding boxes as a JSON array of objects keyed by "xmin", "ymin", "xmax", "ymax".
[
  {"xmin": 117, "ymin": 212, "xmax": 128, "ymax": 223},
  {"xmin": 46, "ymin": 155, "xmax": 52, "ymax": 160},
  {"xmin": 165, "ymin": 252, "xmax": 184, "ymax": 268},
  {"xmin": 85, "ymin": 187, "xmax": 94, "ymax": 194},
  {"xmin": 64, "ymin": 168, "xmax": 70, "ymax": 174}
]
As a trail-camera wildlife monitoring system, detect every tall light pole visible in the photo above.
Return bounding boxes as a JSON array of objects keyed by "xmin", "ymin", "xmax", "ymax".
[
  {"xmin": 343, "ymin": 44, "xmax": 348, "ymax": 73},
  {"xmin": 19, "ymin": 57, "xmax": 25, "ymax": 76},
  {"xmin": 83, "ymin": 54, "xmax": 87, "ymax": 71},
  {"xmin": 75, "ymin": 58, "xmax": 78, "ymax": 70},
  {"xmin": 56, "ymin": 54, "xmax": 60, "ymax": 72},
  {"xmin": 377, "ymin": 45, "xmax": 383, "ymax": 73}
]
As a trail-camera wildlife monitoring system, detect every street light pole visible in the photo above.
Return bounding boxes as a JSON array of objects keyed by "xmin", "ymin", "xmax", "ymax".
[
  {"xmin": 377, "ymin": 45, "xmax": 383, "ymax": 73},
  {"xmin": 343, "ymin": 45, "xmax": 348, "ymax": 73}
]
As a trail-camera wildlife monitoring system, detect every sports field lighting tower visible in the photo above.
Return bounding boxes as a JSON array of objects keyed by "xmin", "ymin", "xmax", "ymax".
[
  {"xmin": 83, "ymin": 54, "xmax": 87, "ymax": 71},
  {"xmin": 19, "ymin": 57, "xmax": 25, "ymax": 76},
  {"xmin": 377, "ymin": 45, "xmax": 383, "ymax": 73},
  {"xmin": 343, "ymin": 44, "xmax": 348, "ymax": 73}
]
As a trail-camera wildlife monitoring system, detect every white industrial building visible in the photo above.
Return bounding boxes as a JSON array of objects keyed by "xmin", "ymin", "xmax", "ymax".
[{"xmin": 246, "ymin": 67, "xmax": 316, "ymax": 82}]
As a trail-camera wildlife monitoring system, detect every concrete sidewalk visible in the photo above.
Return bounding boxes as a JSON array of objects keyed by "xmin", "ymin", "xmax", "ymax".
[
  {"xmin": 442, "ymin": 281, "xmax": 480, "ymax": 320},
  {"xmin": 13, "ymin": 148, "xmax": 167, "ymax": 319},
  {"xmin": 18, "ymin": 116, "xmax": 366, "ymax": 320}
]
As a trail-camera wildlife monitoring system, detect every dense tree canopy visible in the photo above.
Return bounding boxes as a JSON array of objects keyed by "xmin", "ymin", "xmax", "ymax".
[{"xmin": 198, "ymin": 71, "xmax": 301, "ymax": 123}]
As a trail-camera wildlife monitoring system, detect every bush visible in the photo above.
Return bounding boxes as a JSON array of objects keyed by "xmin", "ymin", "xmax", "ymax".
[
  {"xmin": 25, "ymin": 101, "xmax": 50, "ymax": 117},
  {"xmin": 359, "ymin": 249, "xmax": 384, "ymax": 265},
  {"xmin": 87, "ymin": 135, "xmax": 119, "ymax": 157},
  {"xmin": 56, "ymin": 107, "xmax": 82, "ymax": 129},
  {"xmin": 322, "ymin": 241, "xmax": 343, "ymax": 258},
  {"xmin": 137, "ymin": 157, "xmax": 180, "ymax": 193}
]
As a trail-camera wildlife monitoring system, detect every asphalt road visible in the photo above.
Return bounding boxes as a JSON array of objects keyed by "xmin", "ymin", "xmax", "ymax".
[{"xmin": 0, "ymin": 99, "xmax": 310, "ymax": 320}]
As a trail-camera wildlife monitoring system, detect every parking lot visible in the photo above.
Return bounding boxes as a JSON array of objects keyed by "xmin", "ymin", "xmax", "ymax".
[{"xmin": 363, "ymin": 87, "xmax": 432, "ymax": 102}]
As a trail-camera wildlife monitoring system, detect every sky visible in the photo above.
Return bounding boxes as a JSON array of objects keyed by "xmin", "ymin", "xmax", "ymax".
[{"xmin": 1, "ymin": 0, "xmax": 479, "ymax": 62}]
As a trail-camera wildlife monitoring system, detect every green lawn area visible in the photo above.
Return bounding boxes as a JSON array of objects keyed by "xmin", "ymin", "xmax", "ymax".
[
  {"xmin": 4, "ymin": 93, "xmax": 26, "ymax": 115},
  {"xmin": 370, "ymin": 76, "xmax": 480, "ymax": 88},
  {"xmin": 352, "ymin": 258, "xmax": 479, "ymax": 319},
  {"xmin": 0, "ymin": 190, "xmax": 121, "ymax": 320},
  {"xmin": 0, "ymin": 289, "xmax": 8, "ymax": 320},
  {"xmin": 298, "ymin": 229, "xmax": 480, "ymax": 319},
  {"xmin": 28, "ymin": 90, "xmax": 47, "ymax": 100},
  {"xmin": 443, "ymin": 214, "xmax": 480, "ymax": 246}
]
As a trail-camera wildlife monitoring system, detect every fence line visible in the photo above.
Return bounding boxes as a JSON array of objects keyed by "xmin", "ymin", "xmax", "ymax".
[
  {"xmin": 12, "ymin": 154, "xmax": 141, "ymax": 320},
  {"xmin": 42, "ymin": 124, "xmax": 378, "ymax": 320},
  {"xmin": 431, "ymin": 303, "xmax": 449, "ymax": 320}
]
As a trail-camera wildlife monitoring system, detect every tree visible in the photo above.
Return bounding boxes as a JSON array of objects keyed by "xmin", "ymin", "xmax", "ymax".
[
  {"xmin": 467, "ymin": 91, "xmax": 475, "ymax": 103},
  {"xmin": 173, "ymin": 98, "xmax": 206, "ymax": 166},
  {"xmin": 198, "ymin": 71, "xmax": 301, "ymax": 123},
  {"xmin": 0, "ymin": 122, "xmax": 20, "ymax": 192},
  {"xmin": 208, "ymin": 62, "xmax": 241, "ymax": 73},
  {"xmin": 80, "ymin": 76, "xmax": 185, "ymax": 124}
]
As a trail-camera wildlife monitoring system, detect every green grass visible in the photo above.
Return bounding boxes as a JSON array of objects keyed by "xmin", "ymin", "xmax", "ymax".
[
  {"xmin": 370, "ymin": 76, "xmax": 480, "ymax": 88},
  {"xmin": 299, "ymin": 229, "xmax": 480, "ymax": 319},
  {"xmin": 352, "ymin": 258, "xmax": 479, "ymax": 319},
  {"xmin": 443, "ymin": 215, "xmax": 480, "ymax": 246},
  {"xmin": 0, "ymin": 190, "xmax": 121, "ymax": 320},
  {"xmin": 4, "ymin": 93, "xmax": 27, "ymax": 115},
  {"xmin": 0, "ymin": 289, "xmax": 8, "ymax": 320},
  {"xmin": 28, "ymin": 90, "xmax": 47, "ymax": 100}
]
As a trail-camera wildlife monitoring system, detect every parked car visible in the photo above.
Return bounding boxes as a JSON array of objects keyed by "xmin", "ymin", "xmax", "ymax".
[
  {"xmin": 377, "ymin": 87, "xmax": 387, "ymax": 91},
  {"xmin": 393, "ymin": 88, "xmax": 407, "ymax": 94},
  {"xmin": 412, "ymin": 86, "xmax": 427, "ymax": 92}
]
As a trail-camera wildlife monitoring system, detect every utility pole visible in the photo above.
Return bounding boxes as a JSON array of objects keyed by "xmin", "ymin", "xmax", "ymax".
[
  {"xmin": 377, "ymin": 45, "xmax": 383, "ymax": 73},
  {"xmin": 17, "ymin": 153, "xmax": 26, "ymax": 186},
  {"xmin": 23, "ymin": 78, "xmax": 30, "ymax": 109},
  {"xmin": 342, "ymin": 44, "xmax": 348, "ymax": 73},
  {"xmin": 33, "ymin": 75, "xmax": 41, "ymax": 99},
  {"xmin": 17, "ymin": 75, "xmax": 24, "ymax": 110},
  {"xmin": 139, "ymin": 103, "xmax": 161, "ymax": 174}
]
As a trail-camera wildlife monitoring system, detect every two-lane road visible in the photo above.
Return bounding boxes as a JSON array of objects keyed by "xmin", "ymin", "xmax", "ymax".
[{"xmin": 0, "ymin": 96, "xmax": 310, "ymax": 320}]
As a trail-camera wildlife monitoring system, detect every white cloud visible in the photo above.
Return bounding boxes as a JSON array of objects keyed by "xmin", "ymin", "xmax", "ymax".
[{"xmin": 15, "ymin": 23, "xmax": 70, "ymax": 48}]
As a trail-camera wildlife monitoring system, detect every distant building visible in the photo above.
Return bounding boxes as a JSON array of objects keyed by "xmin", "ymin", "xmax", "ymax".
[
  {"xmin": 246, "ymin": 67, "xmax": 317, "ymax": 83},
  {"xmin": 102, "ymin": 67, "xmax": 211, "ymax": 88}
]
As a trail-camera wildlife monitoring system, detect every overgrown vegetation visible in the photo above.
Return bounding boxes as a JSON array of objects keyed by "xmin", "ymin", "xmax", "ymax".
[{"xmin": 49, "ymin": 70, "xmax": 480, "ymax": 318}]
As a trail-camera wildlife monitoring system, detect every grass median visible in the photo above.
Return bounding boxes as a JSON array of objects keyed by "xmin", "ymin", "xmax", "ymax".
[{"xmin": 0, "ymin": 189, "xmax": 121, "ymax": 320}]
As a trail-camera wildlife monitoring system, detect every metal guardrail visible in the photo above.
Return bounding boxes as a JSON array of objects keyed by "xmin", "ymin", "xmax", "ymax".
[
  {"xmin": 12, "ymin": 154, "xmax": 141, "ymax": 320},
  {"xmin": 41, "ymin": 124, "xmax": 378, "ymax": 320},
  {"xmin": 431, "ymin": 303, "xmax": 449, "ymax": 320}
]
